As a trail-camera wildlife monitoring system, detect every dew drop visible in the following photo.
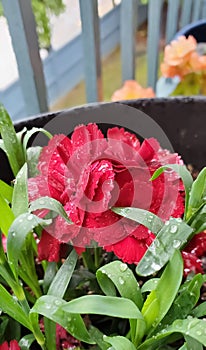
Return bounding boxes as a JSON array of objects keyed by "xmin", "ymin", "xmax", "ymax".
[
  {"xmin": 27, "ymin": 214, "xmax": 33, "ymax": 221},
  {"xmin": 54, "ymin": 300, "xmax": 62, "ymax": 306},
  {"xmin": 120, "ymin": 263, "xmax": 128, "ymax": 272},
  {"xmin": 119, "ymin": 277, "xmax": 125, "ymax": 285},
  {"xmin": 196, "ymin": 330, "xmax": 202, "ymax": 336},
  {"xmin": 45, "ymin": 304, "xmax": 51, "ymax": 309},
  {"xmin": 12, "ymin": 232, "xmax": 16, "ymax": 237},
  {"xmin": 170, "ymin": 225, "xmax": 178, "ymax": 233},
  {"xmin": 173, "ymin": 239, "xmax": 181, "ymax": 248},
  {"xmin": 151, "ymin": 262, "xmax": 161, "ymax": 271},
  {"xmin": 39, "ymin": 199, "xmax": 45, "ymax": 205}
]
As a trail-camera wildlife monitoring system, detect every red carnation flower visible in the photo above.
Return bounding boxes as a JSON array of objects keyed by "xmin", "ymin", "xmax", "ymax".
[
  {"xmin": 28, "ymin": 123, "xmax": 184, "ymax": 264},
  {"xmin": 0, "ymin": 340, "xmax": 20, "ymax": 350}
]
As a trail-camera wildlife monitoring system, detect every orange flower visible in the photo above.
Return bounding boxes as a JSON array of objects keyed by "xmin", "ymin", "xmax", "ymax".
[
  {"xmin": 161, "ymin": 35, "xmax": 204, "ymax": 79},
  {"xmin": 111, "ymin": 80, "xmax": 155, "ymax": 101}
]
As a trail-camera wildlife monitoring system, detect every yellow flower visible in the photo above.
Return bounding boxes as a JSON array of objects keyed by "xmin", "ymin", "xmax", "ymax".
[{"xmin": 111, "ymin": 80, "xmax": 155, "ymax": 101}]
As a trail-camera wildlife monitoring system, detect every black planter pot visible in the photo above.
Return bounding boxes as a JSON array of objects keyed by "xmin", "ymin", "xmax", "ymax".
[{"xmin": 1, "ymin": 97, "xmax": 206, "ymax": 182}]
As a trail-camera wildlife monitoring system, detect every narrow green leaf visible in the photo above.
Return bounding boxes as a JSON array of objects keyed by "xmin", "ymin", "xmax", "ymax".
[
  {"xmin": 0, "ymin": 193, "xmax": 15, "ymax": 235},
  {"xmin": 0, "ymin": 104, "xmax": 25, "ymax": 176},
  {"xmin": 0, "ymin": 284, "xmax": 31, "ymax": 330},
  {"xmin": 7, "ymin": 213, "xmax": 51, "ymax": 278},
  {"xmin": 12, "ymin": 163, "xmax": 28, "ymax": 217},
  {"xmin": 112, "ymin": 207, "xmax": 163, "ymax": 234},
  {"xmin": 30, "ymin": 295, "xmax": 94, "ymax": 344},
  {"xmin": 29, "ymin": 196, "xmax": 72, "ymax": 224},
  {"xmin": 151, "ymin": 164, "xmax": 193, "ymax": 218},
  {"xmin": 191, "ymin": 302, "xmax": 206, "ymax": 318},
  {"xmin": 19, "ymin": 334, "xmax": 35, "ymax": 350},
  {"xmin": 155, "ymin": 273, "xmax": 203, "ymax": 333},
  {"xmin": 89, "ymin": 326, "xmax": 110, "ymax": 350},
  {"xmin": 141, "ymin": 279, "xmax": 159, "ymax": 293},
  {"xmin": 27, "ymin": 146, "xmax": 42, "ymax": 177},
  {"xmin": 136, "ymin": 218, "xmax": 193, "ymax": 276},
  {"xmin": 188, "ymin": 167, "xmax": 206, "ymax": 219},
  {"xmin": 141, "ymin": 250, "xmax": 183, "ymax": 333},
  {"xmin": 0, "ymin": 180, "xmax": 13, "ymax": 202},
  {"xmin": 184, "ymin": 335, "xmax": 203, "ymax": 350},
  {"xmin": 43, "ymin": 262, "xmax": 57, "ymax": 294},
  {"xmin": 23, "ymin": 127, "xmax": 52, "ymax": 150},
  {"xmin": 61, "ymin": 295, "xmax": 143, "ymax": 320},
  {"xmin": 189, "ymin": 204, "xmax": 206, "ymax": 233},
  {"xmin": 137, "ymin": 318, "xmax": 206, "ymax": 350},
  {"xmin": 103, "ymin": 335, "xmax": 136, "ymax": 350},
  {"xmin": 97, "ymin": 261, "xmax": 143, "ymax": 309},
  {"xmin": 48, "ymin": 249, "xmax": 77, "ymax": 298}
]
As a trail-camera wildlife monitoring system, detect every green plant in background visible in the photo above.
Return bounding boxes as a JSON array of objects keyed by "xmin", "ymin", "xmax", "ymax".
[
  {"xmin": 0, "ymin": 105, "xmax": 205, "ymax": 349},
  {"xmin": 0, "ymin": 0, "xmax": 65, "ymax": 49}
]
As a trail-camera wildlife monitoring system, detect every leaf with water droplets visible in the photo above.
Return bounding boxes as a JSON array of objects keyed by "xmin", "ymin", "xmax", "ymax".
[
  {"xmin": 0, "ymin": 179, "xmax": 13, "ymax": 203},
  {"xmin": 12, "ymin": 163, "xmax": 28, "ymax": 217},
  {"xmin": 7, "ymin": 213, "xmax": 51, "ymax": 278},
  {"xmin": 187, "ymin": 167, "xmax": 206, "ymax": 220},
  {"xmin": 154, "ymin": 273, "xmax": 204, "ymax": 335},
  {"xmin": 27, "ymin": 146, "xmax": 42, "ymax": 177},
  {"xmin": 23, "ymin": 127, "xmax": 52, "ymax": 151},
  {"xmin": 18, "ymin": 334, "xmax": 35, "ymax": 350},
  {"xmin": 0, "ymin": 104, "xmax": 25, "ymax": 176},
  {"xmin": 30, "ymin": 295, "xmax": 94, "ymax": 344},
  {"xmin": 141, "ymin": 250, "xmax": 183, "ymax": 334},
  {"xmin": 112, "ymin": 207, "xmax": 164, "ymax": 234},
  {"xmin": 0, "ymin": 193, "xmax": 15, "ymax": 235},
  {"xmin": 48, "ymin": 249, "xmax": 77, "ymax": 298},
  {"xmin": 97, "ymin": 261, "xmax": 143, "ymax": 309},
  {"xmin": 136, "ymin": 217, "xmax": 193, "ymax": 276},
  {"xmin": 151, "ymin": 164, "xmax": 193, "ymax": 220},
  {"xmin": 103, "ymin": 335, "xmax": 136, "ymax": 350},
  {"xmin": 29, "ymin": 196, "xmax": 72, "ymax": 224},
  {"xmin": 137, "ymin": 318, "xmax": 206, "ymax": 350}
]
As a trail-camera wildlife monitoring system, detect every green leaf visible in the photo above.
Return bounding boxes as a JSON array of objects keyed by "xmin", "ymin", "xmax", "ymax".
[
  {"xmin": 29, "ymin": 196, "xmax": 72, "ymax": 225},
  {"xmin": 112, "ymin": 207, "xmax": 163, "ymax": 234},
  {"xmin": 61, "ymin": 295, "xmax": 143, "ymax": 320},
  {"xmin": 184, "ymin": 335, "xmax": 203, "ymax": 350},
  {"xmin": 97, "ymin": 261, "xmax": 143, "ymax": 309},
  {"xmin": 155, "ymin": 273, "xmax": 203, "ymax": 334},
  {"xmin": 191, "ymin": 301, "xmax": 206, "ymax": 318},
  {"xmin": 0, "ymin": 193, "xmax": 15, "ymax": 235},
  {"xmin": 0, "ymin": 180, "xmax": 13, "ymax": 203},
  {"xmin": 43, "ymin": 262, "xmax": 57, "ymax": 294},
  {"xmin": 189, "ymin": 204, "xmax": 206, "ymax": 233},
  {"xmin": 136, "ymin": 218, "xmax": 193, "ymax": 276},
  {"xmin": 30, "ymin": 295, "xmax": 94, "ymax": 344},
  {"xmin": 0, "ymin": 284, "xmax": 31, "ymax": 330},
  {"xmin": 7, "ymin": 213, "xmax": 51, "ymax": 278},
  {"xmin": 89, "ymin": 326, "xmax": 110, "ymax": 350},
  {"xmin": 0, "ymin": 104, "xmax": 25, "ymax": 176},
  {"xmin": 141, "ymin": 250, "xmax": 183, "ymax": 333},
  {"xmin": 27, "ymin": 146, "xmax": 42, "ymax": 177},
  {"xmin": 103, "ymin": 335, "xmax": 136, "ymax": 350},
  {"xmin": 48, "ymin": 249, "xmax": 77, "ymax": 298},
  {"xmin": 23, "ymin": 127, "xmax": 52, "ymax": 151},
  {"xmin": 12, "ymin": 163, "xmax": 28, "ymax": 217},
  {"xmin": 137, "ymin": 318, "xmax": 206, "ymax": 350},
  {"xmin": 19, "ymin": 334, "xmax": 35, "ymax": 350},
  {"xmin": 188, "ymin": 167, "xmax": 206, "ymax": 219},
  {"xmin": 141, "ymin": 279, "xmax": 159, "ymax": 293},
  {"xmin": 151, "ymin": 164, "xmax": 193, "ymax": 219}
]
